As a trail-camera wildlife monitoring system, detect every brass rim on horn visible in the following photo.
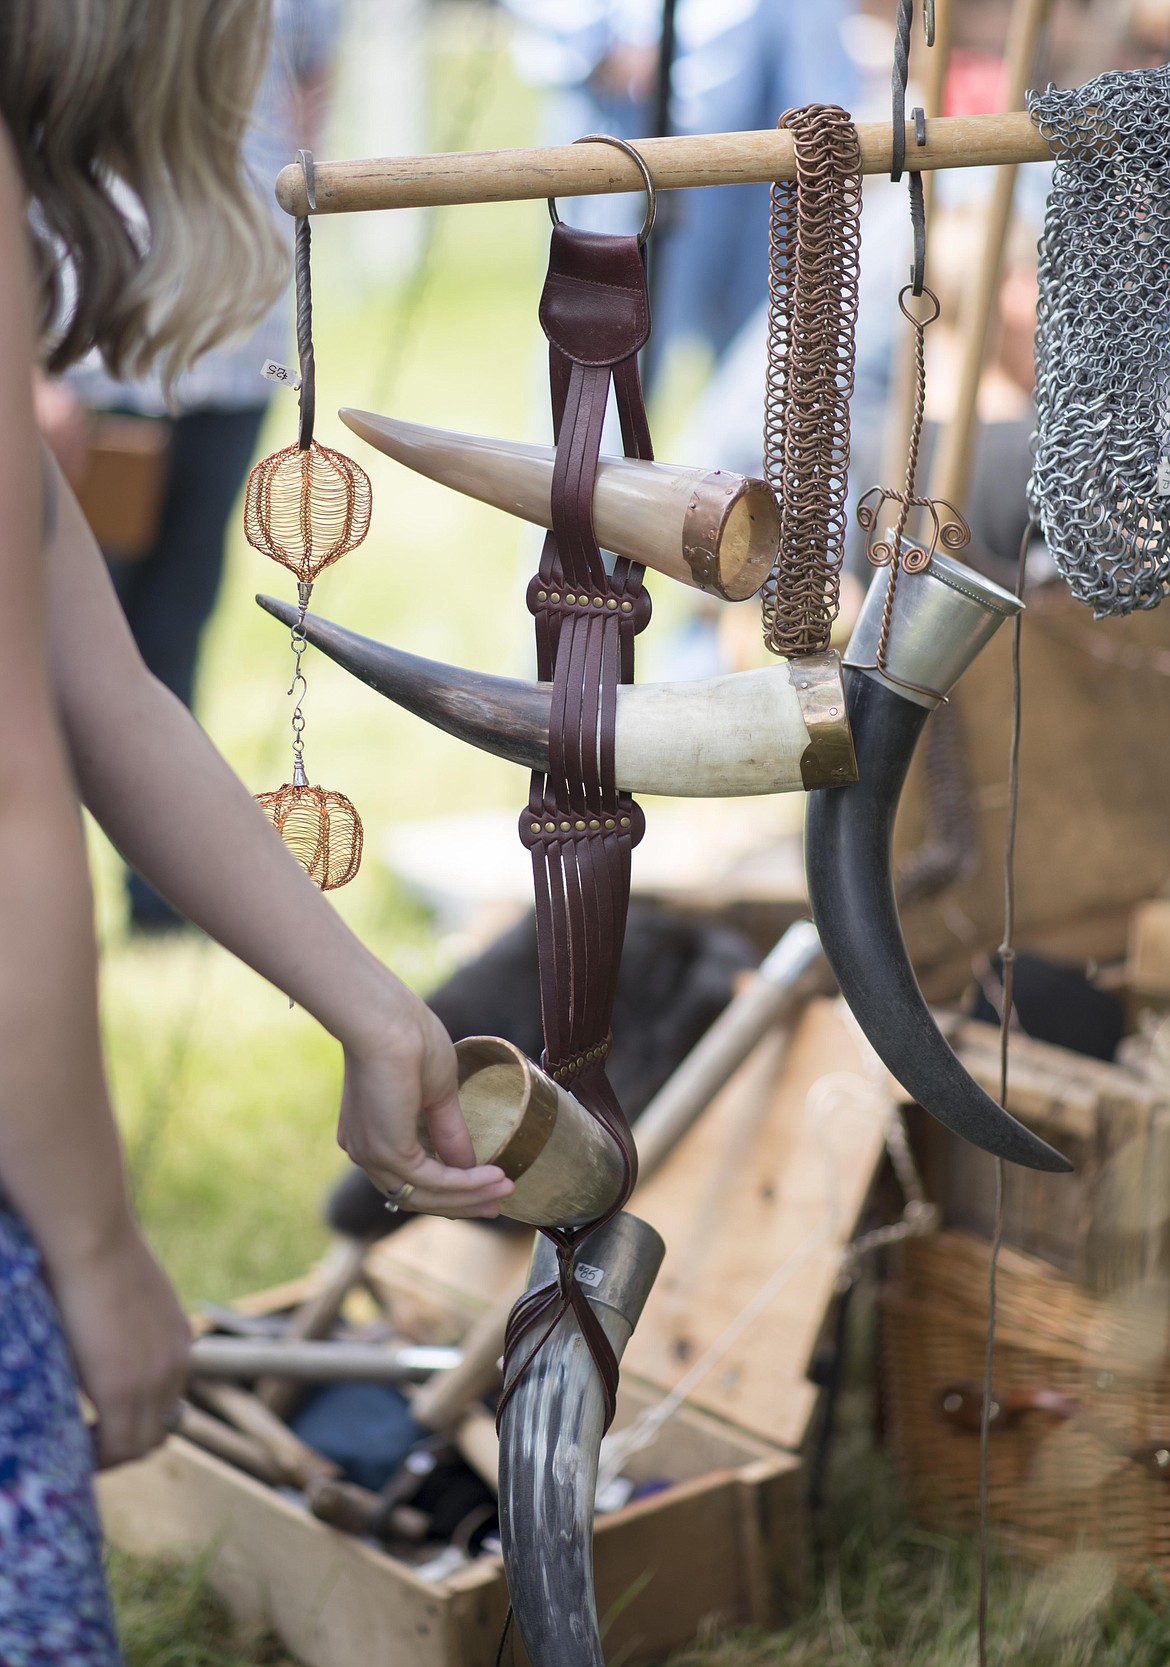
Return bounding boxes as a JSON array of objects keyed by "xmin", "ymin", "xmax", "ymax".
[
  {"xmin": 681, "ymin": 471, "xmax": 780, "ymax": 600},
  {"xmin": 791, "ymin": 651, "xmax": 859, "ymax": 790}
]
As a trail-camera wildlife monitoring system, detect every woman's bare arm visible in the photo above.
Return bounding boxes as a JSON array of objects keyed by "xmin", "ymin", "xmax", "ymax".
[
  {"xmin": 0, "ymin": 131, "xmax": 189, "ymax": 1467},
  {"xmin": 42, "ymin": 458, "xmax": 511, "ymax": 1219}
]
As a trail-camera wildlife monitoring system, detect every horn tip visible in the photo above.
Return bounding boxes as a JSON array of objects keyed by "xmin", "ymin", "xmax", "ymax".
[{"xmin": 256, "ymin": 592, "xmax": 298, "ymax": 625}]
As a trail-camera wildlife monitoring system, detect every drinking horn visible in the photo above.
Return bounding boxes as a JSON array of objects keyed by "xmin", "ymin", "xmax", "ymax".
[
  {"xmin": 255, "ymin": 595, "xmax": 857, "ymax": 797},
  {"xmin": 498, "ymin": 1213, "xmax": 665, "ymax": 1667},
  {"xmin": 339, "ymin": 407, "xmax": 778, "ymax": 601},
  {"xmin": 454, "ymin": 1036, "xmax": 627, "ymax": 1229},
  {"xmin": 805, "ymin": 549, "xmax": 1071, "ymax": 1174}
]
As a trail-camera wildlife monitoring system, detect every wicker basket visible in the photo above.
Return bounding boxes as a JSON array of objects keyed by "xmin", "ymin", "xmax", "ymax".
[{"xmin": 882, "ymin": 1231, "xmax": 1170, "ymax": 1583}]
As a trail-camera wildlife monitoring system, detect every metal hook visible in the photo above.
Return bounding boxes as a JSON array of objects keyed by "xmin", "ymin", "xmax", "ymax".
[
  {"xmin": 297, "ymin": 147, "xmax": 317, "ymax": 213},
  {"xmin": 890, "ymin": 0, "xmax": 914, "ymax": 182},
  {"xmin": 548, "ymin": 134, "xmax": 658, "ymax": 246},
  {"xmin": 294, "ymin": 150, "xmax": 316, "ymax": 450},
  {"xmin": 909, "ymin": 111, "xmax": 927, "ymax": 295}
]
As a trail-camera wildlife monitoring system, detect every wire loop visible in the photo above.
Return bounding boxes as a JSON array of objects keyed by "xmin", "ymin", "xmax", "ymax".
[{"xmin": 548, "ymin": 134, "xmax": 657, "ymax": 245}]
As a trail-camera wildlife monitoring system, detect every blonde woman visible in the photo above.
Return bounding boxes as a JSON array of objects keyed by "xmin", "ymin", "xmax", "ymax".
[{"xmin": 0, "ymin": 4, "xmax": 510, "ymax": 1657}]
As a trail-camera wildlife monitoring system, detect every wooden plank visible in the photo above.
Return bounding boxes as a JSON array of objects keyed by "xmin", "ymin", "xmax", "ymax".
[
  {"xmin": 365, "ymin": 1218, "xmax": 531, "ymax": 1344},
  {"xmin": 99, "ymin": 1441, "xmax": 461, "ymax": 1667},
  {"xmin": 622, "ymin": 998, "xmax": 892, "ymax": 1448},
  {"xmin": 912, "ymin": 1018, "xmax": 1170, "ymax": 1292},
  {"xmin": 900, "ymin": 586, "xmax": 1170, "ymax": 1001}
]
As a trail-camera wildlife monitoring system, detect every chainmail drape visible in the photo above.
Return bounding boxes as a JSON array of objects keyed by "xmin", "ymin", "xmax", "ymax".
[
  {"xmin": 762, "ymin": 104, "xmax": 863, "ymax": 657},
  {"xmin": 1028, "ymin": 68, "xmax": 1170, "ymax": 617}
]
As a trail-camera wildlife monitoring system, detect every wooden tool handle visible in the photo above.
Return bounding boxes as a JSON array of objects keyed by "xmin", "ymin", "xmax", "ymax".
[
  {"xmin": 258, "ymin": 1234, "xmax": 371, "ymax": 1417},
  {"xmin": 194, "ymin": 1381, "xmax": 340, "ymax": 1488},
  {"xmin": 411, "ymin": 1288, "xmax": 519, "ymax": 1432},
  {"xmin": 170, "ymin": 1400, "xmax": 284, "ymax": 1486}
]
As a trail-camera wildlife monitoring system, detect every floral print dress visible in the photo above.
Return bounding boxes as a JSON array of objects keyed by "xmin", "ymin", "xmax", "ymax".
[{"xmin": 0, "ymin": 1203, "xmax": 122, "ymax": 1664}]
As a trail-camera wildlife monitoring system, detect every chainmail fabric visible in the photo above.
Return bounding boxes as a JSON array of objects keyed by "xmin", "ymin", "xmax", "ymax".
[
  {"xmin": 1028, "ymin": 68, "xmax": 1170, "ymax": 617},
  {"xmin": 762, "ymin": 105, "xmax": 863, "ymax": 656}
]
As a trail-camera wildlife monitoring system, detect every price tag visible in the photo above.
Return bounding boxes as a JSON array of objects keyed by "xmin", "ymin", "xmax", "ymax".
[{"xmin": 261, "ymin": 359, "xmax": 301, "ymax": 390}]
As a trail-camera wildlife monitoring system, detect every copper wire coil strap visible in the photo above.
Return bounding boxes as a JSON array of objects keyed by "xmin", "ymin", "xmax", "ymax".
[
  {"xmin": 497, "ymin": 185, "xmax": 656, "ymax": 1433},
  {"xmin": 762, "ymin": 105, "xmax": 863, "ymax": 658}
]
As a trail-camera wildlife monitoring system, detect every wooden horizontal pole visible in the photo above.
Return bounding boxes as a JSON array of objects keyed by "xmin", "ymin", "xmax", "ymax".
[{"xmin": 275, "ymin": 111, "xmax": 1049, "ymax": 217}]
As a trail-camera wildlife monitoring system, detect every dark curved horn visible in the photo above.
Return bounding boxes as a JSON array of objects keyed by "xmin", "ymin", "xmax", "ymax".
[
  {"xmin": 805, "ymin": 552, "xmax": 1071, "ymax": 1174},
  {"xmin": 257, "ymin": 593, "xmax": 550, "ymax": 771},
  {"xmin": 497, "ymin": 1214, "xmax": 664, "ymax": 1667}
]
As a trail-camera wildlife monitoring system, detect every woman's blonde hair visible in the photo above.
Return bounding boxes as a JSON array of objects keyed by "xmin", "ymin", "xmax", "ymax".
[{"xmin": 0, "ymin": 0, "xmax": 288, "ymax": 389}]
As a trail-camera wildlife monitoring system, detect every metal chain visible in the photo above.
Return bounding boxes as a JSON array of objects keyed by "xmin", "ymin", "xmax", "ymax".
[
  {"xmin": 762, "ymin": 104, "xmax": 863, "ymax": 658},
  {"xmin": 288, "ymin": 580, "xmax": 312, "ymax": 786},
  {"xmin": 1028, "ymin": 69, "xmax": 1170, "ymax": 616}
]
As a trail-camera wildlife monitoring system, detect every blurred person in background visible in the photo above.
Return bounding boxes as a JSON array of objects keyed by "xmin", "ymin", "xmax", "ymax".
[
  {"xmin": 504, "ymin": 0, "xmax": 855, "ymax": 384},
  {"xmin": 37, "ymin": 0, "xmax": 344, "ymax": 934},
  {"xmin": 0, "ymin": 4, "xmax": 511, "ymax": 1660}
]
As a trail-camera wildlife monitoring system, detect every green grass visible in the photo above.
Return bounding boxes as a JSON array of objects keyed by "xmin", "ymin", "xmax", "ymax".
[
  {"xmin": 108, "ymin": 1548, "xmax": 293, "ymax": 1667},
  {"xmin": 665, "ymin": 1418, "xmax": 1170, "ymax": 1667}
]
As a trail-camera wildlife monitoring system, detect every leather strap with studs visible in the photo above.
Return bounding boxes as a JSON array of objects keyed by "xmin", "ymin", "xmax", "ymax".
[{"xmin": 497, "ymin": 223, "xmax": 653, "ymax": 1434}]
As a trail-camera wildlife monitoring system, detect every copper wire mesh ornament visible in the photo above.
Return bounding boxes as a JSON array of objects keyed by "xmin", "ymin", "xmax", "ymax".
[
  {"xmin": 248, "ymin": 150, "xmax": 366, "ymax": 889},
  {"xmin": 243, "ymin": 149, "xmax": 372, "ymax": 587},
  {"xmin": 256, "ymin": 770, "xmax": 364, "ymax": 892},
  {"xmin": 244, "ymin": 439, "xmax": 371, "ymax": 585}
]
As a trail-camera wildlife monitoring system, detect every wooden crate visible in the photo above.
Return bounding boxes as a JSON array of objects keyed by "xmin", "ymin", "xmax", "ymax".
[
  {"xmin": 906, "ymin": 1014, "xmax": 1170, "ymax": 1295},
  {"xmin": 100, "ymin": 1381, "xmax": 803, "ymax": 1667},
  {"xmin": 98, "ymin": 999, "xmax": 898, "ymax": 1666}
]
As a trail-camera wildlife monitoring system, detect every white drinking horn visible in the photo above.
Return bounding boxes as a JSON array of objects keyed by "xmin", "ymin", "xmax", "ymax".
[
  {"xmin": 454, "ymin": 1036, "xmax": 626, "ymax": 1229},
  {"xmin": 339, "ymin": 407, "xmax": 779, "ymax": 602},
  {"xmin": 256, "ymin": 595, "xmax": 858, "ymax": 796}
]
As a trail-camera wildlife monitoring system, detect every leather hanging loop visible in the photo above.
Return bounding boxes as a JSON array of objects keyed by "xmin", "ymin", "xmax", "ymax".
[{"xmin": 501, "ymin": 160, "xmax": 657, "ymax": 1417}]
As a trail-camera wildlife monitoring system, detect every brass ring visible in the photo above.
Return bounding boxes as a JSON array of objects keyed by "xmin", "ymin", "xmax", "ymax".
[
  {"xmin": 383, "ymin": 1181, "xmax": 415, "ymax": 1213},
  {"xmin": 548, "ymin": 134, "xmax": 657, "ymax": 246}
]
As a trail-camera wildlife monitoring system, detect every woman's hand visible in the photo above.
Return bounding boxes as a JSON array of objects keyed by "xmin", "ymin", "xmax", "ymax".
[
  {"xmin": 48, "ymin": 1221, "xmax": 190, "ymax": 1470},
  {"xmin": 336, "ymin": 991, "xmax": 514, "ymax": 1220}
]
